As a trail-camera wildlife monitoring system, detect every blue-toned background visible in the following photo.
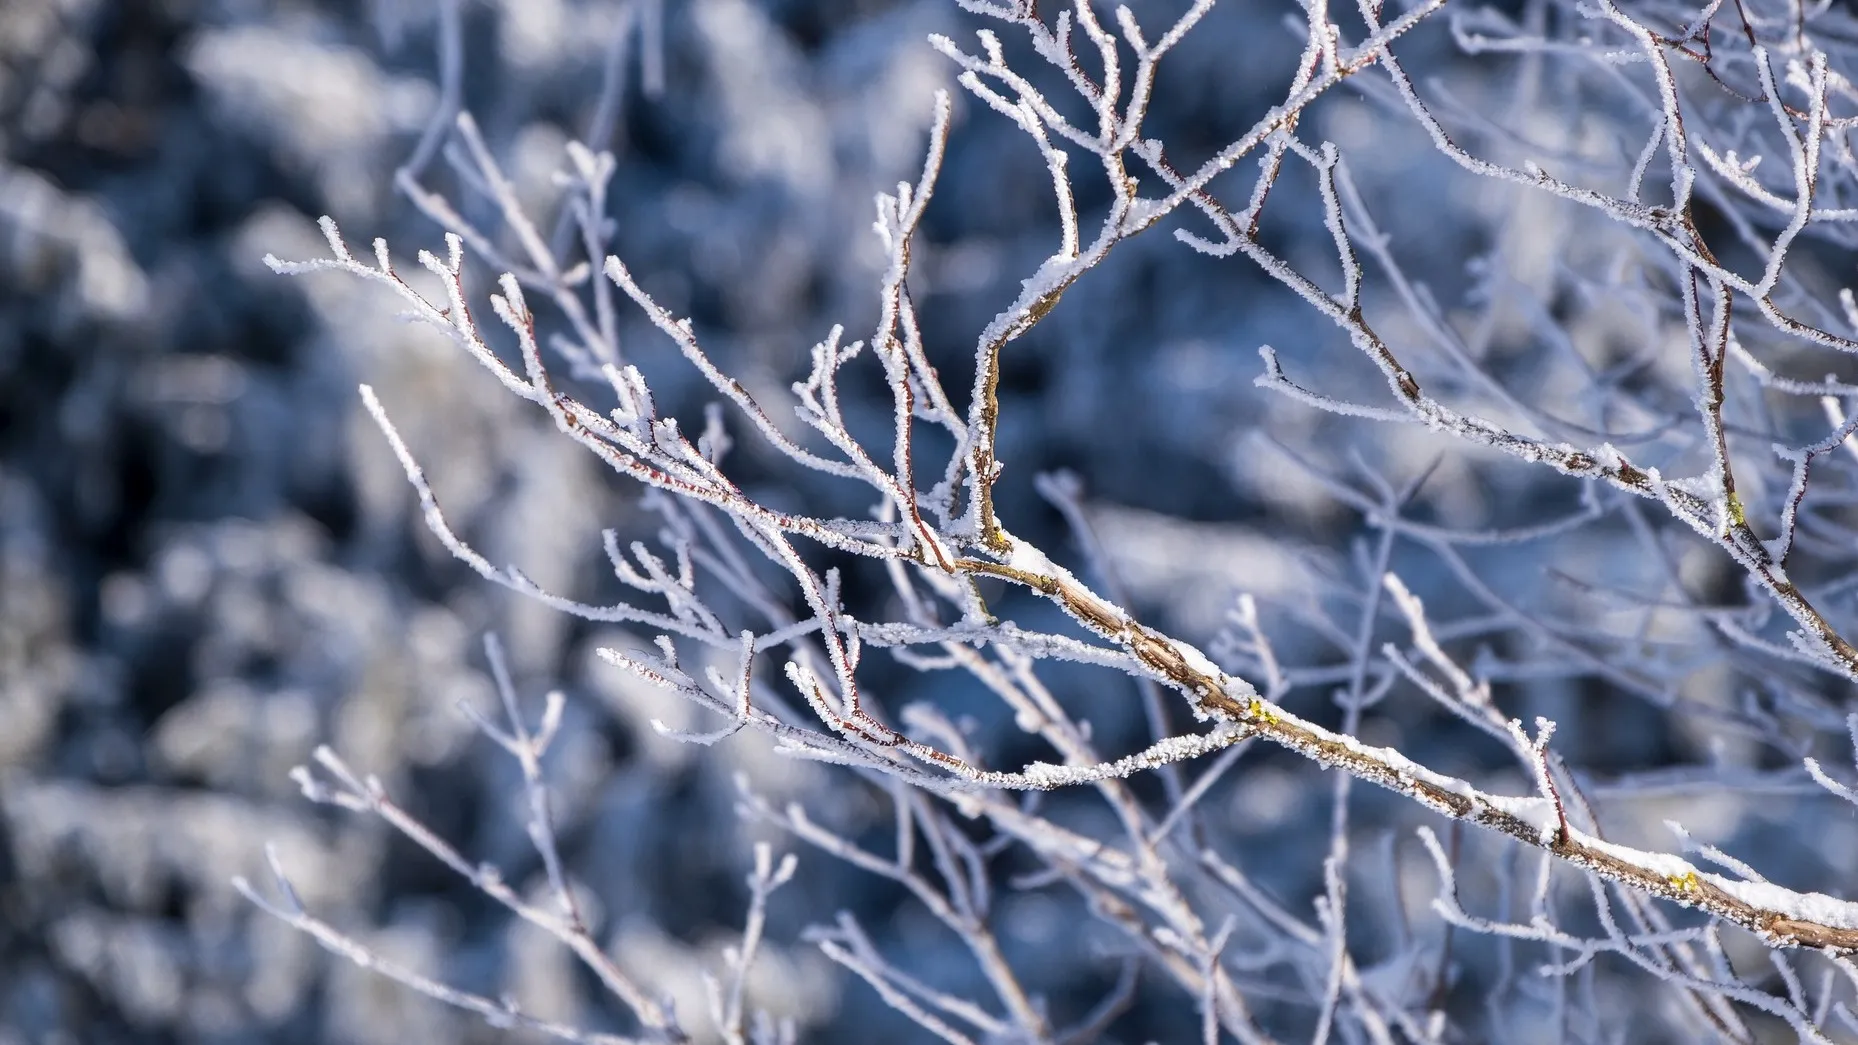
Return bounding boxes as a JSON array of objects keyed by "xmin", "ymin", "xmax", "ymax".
[{"xmin": 5, "ymin": 1, "xmax": 1855, "ymax": 1042}]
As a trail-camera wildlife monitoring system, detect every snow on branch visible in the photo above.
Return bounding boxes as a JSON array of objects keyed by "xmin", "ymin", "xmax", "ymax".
[{"xmin": 252, "ymin": 0, "xmax": 1858, "ymax": 1039}]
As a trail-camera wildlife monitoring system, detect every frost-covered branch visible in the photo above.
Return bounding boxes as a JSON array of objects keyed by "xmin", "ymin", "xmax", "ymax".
[{"xmin": 251, "ymin": 0, "xmax": 1858, "ymax": 1040}]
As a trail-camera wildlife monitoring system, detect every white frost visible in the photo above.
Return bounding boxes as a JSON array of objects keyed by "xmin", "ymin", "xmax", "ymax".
[{"xmin": 1708, "ymin": 877, "xmax": 1858, "ymax": 931}]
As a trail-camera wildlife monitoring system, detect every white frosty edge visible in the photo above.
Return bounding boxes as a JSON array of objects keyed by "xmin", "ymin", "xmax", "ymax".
[
  {"xmin": 1003, "ymin": 535, "xmax": 1057, "ymax": 577},
  {"xmin": 1318, "ymin": 726, "xmax": 1486, "ymax": 807},
  {"xmin": 1169, "ymin": 638, "xmax": 1227, "ymax": 686},
  {"xmin": 1550, "ymin": 828, "xmax": 1858, "ymax": 931},
  {"xmin": 1706, "ymin": 877, "xmax": 1858, "ymax": 931},
  {"xmin": 1567, "ymin": 831, "xmax": 1697, "ymax": 880}
]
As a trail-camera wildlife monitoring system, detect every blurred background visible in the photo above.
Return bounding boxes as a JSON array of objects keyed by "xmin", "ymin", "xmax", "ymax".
[{"xmin": 4, "ymin": 0, "xmax": 1857, "ymax": 1042}]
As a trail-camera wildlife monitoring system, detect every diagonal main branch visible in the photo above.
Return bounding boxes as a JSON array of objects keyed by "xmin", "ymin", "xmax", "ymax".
[{"xmin": 955, "ymin": 533, "xmax": 1858, "ymax": 957}]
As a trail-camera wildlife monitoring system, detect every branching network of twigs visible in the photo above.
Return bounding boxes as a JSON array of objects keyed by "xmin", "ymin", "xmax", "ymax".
[{"xmin": 241, "ymin": 0, "xmax": 1858, "ymax": 1041}]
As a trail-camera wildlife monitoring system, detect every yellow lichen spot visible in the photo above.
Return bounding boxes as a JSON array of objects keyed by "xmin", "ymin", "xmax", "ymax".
[
  {"xmin": 1247, "ymin": 698, "xmax": 1279, "ymax": 725},
  {"xmin": 1726, "ymin": 494, "xmax": 1746, "ymax": 530},
  {"xmin": 1667, "ymin": 871, "xmax": 1701, "ymax": 894}
]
